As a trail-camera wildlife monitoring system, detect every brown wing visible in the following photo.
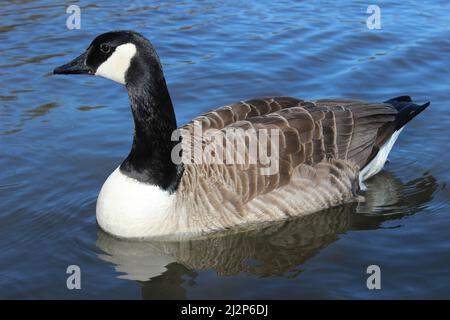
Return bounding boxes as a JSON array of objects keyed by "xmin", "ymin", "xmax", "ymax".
[{"xmin": 178, "ymin": 97, "xmax": 397, "ymax": 204}]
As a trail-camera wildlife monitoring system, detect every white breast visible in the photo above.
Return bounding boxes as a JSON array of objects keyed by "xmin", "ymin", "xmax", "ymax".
[{"xmin": 96, "ymin": 167, "xmax": 175, "ymax": 239}]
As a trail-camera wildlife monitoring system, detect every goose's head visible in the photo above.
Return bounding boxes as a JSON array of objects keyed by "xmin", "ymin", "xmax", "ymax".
[{"xmin": 54, "ymin": 30, "xmax": 161, "ymax": 86}]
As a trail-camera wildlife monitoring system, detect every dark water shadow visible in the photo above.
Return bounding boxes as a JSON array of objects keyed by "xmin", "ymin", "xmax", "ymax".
[{"xmin": 95, "ymin": 170, "xmax": 437, "ymax": 299}]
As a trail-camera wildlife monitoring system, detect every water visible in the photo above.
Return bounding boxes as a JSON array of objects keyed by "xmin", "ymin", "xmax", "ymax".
[{"xmin": 1, "ymin": 0, "xmax": 449, "ymax": 299}]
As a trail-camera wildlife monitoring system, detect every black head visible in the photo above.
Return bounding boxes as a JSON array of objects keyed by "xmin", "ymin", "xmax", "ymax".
[
  {"xmin": 54, "ymin": 30, "xmax": 161, "ymax": 85},
  {"xmin": 54, "ymin": 31, "xmax": 180, "ymax": 190}
]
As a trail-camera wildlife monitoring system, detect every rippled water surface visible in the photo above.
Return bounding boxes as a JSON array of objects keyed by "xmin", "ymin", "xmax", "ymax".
[{"xmin": 1, "ymin": 0, "xmax": 449, "ymax": 299}]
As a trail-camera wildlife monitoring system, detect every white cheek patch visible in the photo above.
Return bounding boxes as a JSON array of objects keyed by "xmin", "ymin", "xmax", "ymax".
[{"xmin": 95, "ymin": 43, "xmax": 137, "ymax": 84}]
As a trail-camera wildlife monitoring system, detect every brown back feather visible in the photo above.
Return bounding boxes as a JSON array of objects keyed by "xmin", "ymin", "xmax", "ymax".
[{"xmin": 178, "ymin": 97, "xmax": 397, "ymax": 205}]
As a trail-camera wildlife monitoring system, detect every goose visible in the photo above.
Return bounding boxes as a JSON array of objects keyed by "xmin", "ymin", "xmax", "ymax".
[{"xmin": 53, "ymin": 30, "xmax": 430, "ymax": 240}]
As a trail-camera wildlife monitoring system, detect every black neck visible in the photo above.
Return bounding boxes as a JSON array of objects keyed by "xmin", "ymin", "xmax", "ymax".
[{"xmin": 120, "ymin": 64, "xmax": 182, "ymax": 192}]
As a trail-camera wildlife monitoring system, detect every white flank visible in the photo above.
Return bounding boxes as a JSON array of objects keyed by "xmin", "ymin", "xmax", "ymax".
[
  {"xmin": 359, "ymin": 127, "xmax": 404, "ymax": 189},
  {"xmin": 95, "ymin": 43, "xmax": 137, "ymax": 84},
  {"xmin": 96, "ymin": 167, "xmax": 175, "ymax": 238}
]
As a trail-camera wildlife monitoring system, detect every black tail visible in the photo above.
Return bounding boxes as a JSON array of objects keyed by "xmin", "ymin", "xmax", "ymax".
[{"xmin": 384, "ymin": 96, "xmax": 431, "ymax": 130}]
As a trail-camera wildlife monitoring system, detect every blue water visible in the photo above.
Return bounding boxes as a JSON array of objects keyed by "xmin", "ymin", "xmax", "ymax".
[{"xmin": 1, "ymin": 0, "xmax": 449, "ymax": 299}]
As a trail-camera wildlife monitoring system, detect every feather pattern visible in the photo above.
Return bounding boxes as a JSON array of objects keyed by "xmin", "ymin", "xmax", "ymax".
[{"xmin": 155, "ymin": 97, "xmax": 404, "ymax": 238}]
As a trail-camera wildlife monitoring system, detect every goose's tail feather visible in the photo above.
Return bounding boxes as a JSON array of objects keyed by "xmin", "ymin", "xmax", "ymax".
[
  {"xmin": 384, "ymin": 96, "xmax": 431, "ymax": 130},
  {"xmin": 359, "ymin": 96, "xmax": 430, "ymax": 184}
]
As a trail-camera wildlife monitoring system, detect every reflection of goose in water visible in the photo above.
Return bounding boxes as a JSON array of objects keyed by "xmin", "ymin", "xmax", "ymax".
[{"xmin": 96, "ymin": 171, "xmax": 436, "ymax": 286}]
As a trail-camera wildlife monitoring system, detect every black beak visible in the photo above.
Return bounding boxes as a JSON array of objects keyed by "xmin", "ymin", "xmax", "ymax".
[{"xmin": 53, "ymin": 52, "xmax": 93, "ymax": 75}]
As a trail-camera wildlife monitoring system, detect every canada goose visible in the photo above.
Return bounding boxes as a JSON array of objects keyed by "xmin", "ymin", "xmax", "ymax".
[{"xmin": 54, "ymin": 30, "xmax": 430, "ymax": 240}]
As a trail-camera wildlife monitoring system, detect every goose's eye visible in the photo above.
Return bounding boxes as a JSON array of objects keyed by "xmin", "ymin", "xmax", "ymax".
[{"xmin": 100, "ymin": 43, "xmax": 111, "ymax": 54}]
